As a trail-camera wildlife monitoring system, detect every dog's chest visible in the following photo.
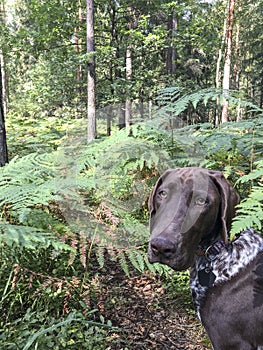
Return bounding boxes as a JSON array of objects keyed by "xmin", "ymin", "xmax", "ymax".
[{"xmin": 190, "ymin": 229, "xmax": 263, "ymax": 317}]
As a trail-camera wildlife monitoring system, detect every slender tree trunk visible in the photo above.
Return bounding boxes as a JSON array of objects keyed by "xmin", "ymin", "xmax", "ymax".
[
  {"xmin": 125, "ymin": 46, "xmax": 132, "ymax": 127},
  {"xmin": 233, "ymin": 23, "xmax": 240, "ymax": 90},
  {"xmin": 0, "ymin": 57, "xmax": 8, "ymax": 166},
  {"xmin": 0, "ymin": 49, "xmax": 7, "ymax": 116},
  {"xmin": 234, "ymin": 24, "xmax": 241, "ymax": 121},
  {"xmin": 260, "ymin": 77, "xmax": 263, "ymax": 109},
  {"xmin": 215, "ymin": 15, "xmax": 227, "ymax": 124},
  {"xmin": 0, "ymin": 2, "xmax": 8, "ymax": 115},
  {"xmin": 107, "ymin": 105, "xmax": 112, "ymax": 136},
  {"xmin": 107, "ymin": 2, "xmax": 118, "ymax": 135},
  {"xmin": 148, "ymin": 100, "xmax": 153, "ymax": 119},
  {"xmin": 86, "ymin": 0, "xmax": 96, "ymax": 142},
  {"xmin": 221, "ymin": 0, "xmax": 236, "ymax": 124},
  {"xmin": 166, "ymin": 15, "xmax": 177, "ymax": 75},
  {"xmin": 75, "ymin": 0, "xmax": 83, "ymax": 98},
  {"xmin": 118, "ymin": 104, "xmax": 125, "ymax": 130}
]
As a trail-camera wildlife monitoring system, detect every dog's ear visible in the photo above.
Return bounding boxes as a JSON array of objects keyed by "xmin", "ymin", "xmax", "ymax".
[
  {"xmin": 209, "ymin": 170, "xmax": 240, "ymax": 243},
  {"xmin": 148, "ymin": 169, "xmax": 175, "ymax": 216}
]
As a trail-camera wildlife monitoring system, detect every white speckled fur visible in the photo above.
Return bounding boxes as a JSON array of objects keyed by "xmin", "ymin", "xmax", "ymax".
[{"xmin": 190, "ymin": 228, "xmax": 263, "ymax": 317}]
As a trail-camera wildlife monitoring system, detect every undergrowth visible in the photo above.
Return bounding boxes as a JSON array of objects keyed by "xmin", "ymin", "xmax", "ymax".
[{"xmin": 1, "ymin": 88, "xmax": 263, "ymax": 348}]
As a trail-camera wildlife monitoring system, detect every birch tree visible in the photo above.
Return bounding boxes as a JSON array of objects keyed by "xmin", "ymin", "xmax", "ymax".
[
  {"xmin": 221, "ymin": 0, "xmax": 236, "ymax": 123},
  {"xmin": 86, "ymin": 0, "xmax": 96, "ymax": 142},
  {"xmin": 125, "ymin": 45, "xmax": 132, "ymax": 127}
]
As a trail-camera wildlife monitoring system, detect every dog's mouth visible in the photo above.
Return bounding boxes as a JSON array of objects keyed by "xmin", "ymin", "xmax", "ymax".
[
  {"xmin": 148, "ymin": 256, "xmax": 192, "ymax": 271},
  {"xmin": 148, "ymin": 245, "xmax": 193, "ymax": 271}
]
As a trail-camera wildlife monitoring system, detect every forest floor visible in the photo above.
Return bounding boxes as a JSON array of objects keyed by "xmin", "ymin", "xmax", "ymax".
[{"xmin": 90, "ymin": 258, "xmax": 212, "ymax": 350}]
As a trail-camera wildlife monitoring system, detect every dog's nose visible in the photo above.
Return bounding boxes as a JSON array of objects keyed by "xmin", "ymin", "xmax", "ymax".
[{"xmin": 150, "ymin": 237, "xmax": 176, "ymax": 259}]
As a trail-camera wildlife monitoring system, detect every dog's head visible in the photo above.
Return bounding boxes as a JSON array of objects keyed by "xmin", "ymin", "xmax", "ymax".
[{"xmin": 148, "ymin": 167, "xmax": 239, "ymax": 270}]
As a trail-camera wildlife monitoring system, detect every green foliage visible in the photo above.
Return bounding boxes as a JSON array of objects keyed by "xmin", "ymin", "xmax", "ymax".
[
  {"xmin": 2, "ymin": 0, "xmax": 263, "ymax": 346},
  {"xmin": 2, "ymin": 101, "xmax": 263, "ymax": 266},
  {"xmin": 156, "ymin": 86, "xmax": 262, "ymax": 123},
  {"xmin": 0, "ymin": 153, "xmax": 55, "ymax": 213},
  {"xmin": 1, "ymin": 88, "xmax": 263, "ymax": 348},
  {"xmin": 231, "ymin": 161, "xmax": 263, "ymax": 236},
  {"xmin": 0, "ymin": 309, "xmax": 119, "ymax": 350},
  {"xmin": 0, "ymin": 223, "xmax": 69, "ymax": 252},
  {"xmin": 5, "ymin": 0, "xmax": 262, "ymax": 120},
  {"xmin": 162, "ymin": 270, "xmax": 192, "ymax": 307},
  {"xmin": 0, "ymin": 152, "xmax": 73, "ymax": 251},
  {"xmin": 6, "ymin": 112, "xmax": 84, "ymax": 158}
]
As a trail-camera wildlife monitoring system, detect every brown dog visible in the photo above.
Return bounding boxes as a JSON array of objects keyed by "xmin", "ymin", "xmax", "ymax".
[{"xmin": 148, "ymin": 167, "xmax": 263, "ymax": 350}]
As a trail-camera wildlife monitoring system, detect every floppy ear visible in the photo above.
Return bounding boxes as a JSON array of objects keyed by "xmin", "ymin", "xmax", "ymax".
[
  {"xmin": 148, "ymin": 169, "xmax": 174, "ymax": 216},
  {"xmin": 209, "ymin": 170, "xmax": 240, "ymax": 243}
]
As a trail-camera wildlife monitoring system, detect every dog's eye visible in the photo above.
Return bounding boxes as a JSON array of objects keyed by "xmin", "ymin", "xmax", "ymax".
[
  {"xmin": 158, "ymin": 190, "xmax": 168, "ymax": 199},
  {"xmin": 195, "ymin": 197, "xmax": 207, "ymax": 206}
]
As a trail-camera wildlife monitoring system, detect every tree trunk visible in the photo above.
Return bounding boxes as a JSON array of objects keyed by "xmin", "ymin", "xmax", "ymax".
[
  {"xmin": 215, "ymin": 15, "xmax": 227, "ymax": 124},
  {"xmin": 148, "ymin": 100, "xmax": 153, "ymax": 119},
  {"xmin": 125, "ymin": 46, "xmax": 132, "ymax": 127},
  {"xmin": 260, "ymin": 77, "xmax": 263, "ymax": 109},
  {"xmin": 166, "ymin": 15, "xmax": 177, "ymax": 75},
  {"xmin": 86, "ymin": 0, "xmax": 96, "ymax": 142},
  {"xmin": 0, "ymin": 2, "xmax": 8, "ymax": 115},
  {"xmin": 75, "ymin": 0, "xmax": 83, "ymax": 99},
  {"xmin": 234, "ymin": 24, "xmax": 241, "ymax": 121},
  {"xmin": 233, "ymin": 23, "xmax": 240, "ymax": 90},
  {"xmin": 118, "ymin": 104, "xmax": 125, "ymax": 130},
  {"xmin": 221, "ymin": 0, "xmax": 236, "ymax": 124},
  {"xmin": 0, "ymin": 57, "xmax": 8, "ymax": 166},
  {"xmin": 107, "ymin": 105, "xmax": 112, "ymax": 136}
]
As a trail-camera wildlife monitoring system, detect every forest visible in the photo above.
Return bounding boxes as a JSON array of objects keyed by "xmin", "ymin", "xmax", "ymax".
[{"xmin": 0, "ymin": 0, "xmax": 262, "ymax": 348}]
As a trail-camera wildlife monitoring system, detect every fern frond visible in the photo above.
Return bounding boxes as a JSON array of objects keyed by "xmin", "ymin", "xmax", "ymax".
[
  {"xmin": 157, "ymin": 87, "xmax": 262, "ymax": 120},
  {"xmin": 95, "ymin": 245, "xmax": 105, "ymax": 269},
  {"xmin": 118, "ymin": 251, "xmax": 130, "ymax": 277},
  {"xmin": 0, "ymin": 153, "xmax": 56, "ymax": 218},
  {"xmin": 126, "ymin": 249, "xmax": 145, "ymax": 272},
  {"xmin": 0, "ymin": 222, "xmax": 72, "ymax": 251},
  {"xmin": 238, "ymin": 167, "xmax": 263, "ymax": 183},
  {"xmin": 231, "ymin": 183, "xmax": 263, "ymax": 236},
  {"xmin": 143, "ymin": 254, "xmax": 169, "ymax": 275}
]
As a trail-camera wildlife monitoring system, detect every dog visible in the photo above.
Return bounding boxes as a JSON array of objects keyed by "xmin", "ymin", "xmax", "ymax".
[{"xmin": 148, "ymin": 167, "xmax": 263, "ymax": 349}]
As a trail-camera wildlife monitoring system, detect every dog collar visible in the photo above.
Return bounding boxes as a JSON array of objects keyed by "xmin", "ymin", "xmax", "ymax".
[
  {"xmin": 196, "ymin": 240, "xmax": 229, "ymax": 288},
  {"xmin": 196, "ymin": 240, "xmax": 227, "ymax": 262}
]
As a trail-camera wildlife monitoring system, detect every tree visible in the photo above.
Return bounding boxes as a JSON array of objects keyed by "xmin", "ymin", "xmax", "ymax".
[
  {"xmin": 0, "ymin": 56, "xmax": 8, "ymax": 166},
  {"xmin": 166, "ymin": 14, "xmax": 177, "ymax": 75},
  {"xmin": 0, "ymin": 1, "xmax": 8, "ymax": 115},
  {"xmin": 215, "ymin": 12, "xmax": 227, "ymax": 124},
  {"xmin": 125, "ymin": 45, "xmax": 132, "ymax": 127},
  {"xmin": 75, "ymin": 0, "xmax": 84, "ymax": 98},
  {"xmin": 0, "ymin": 0, "xmax": 8, "ymax": 166},
  {"xmin": 86, "ymin": 0, "xmax": 96, "ymax": 142},
  {"xmin": 237, "ymin": 0, "xmax": 263, "ymax": 108},
  {"xmin": 221, "ymin": 0, "xmax": 236, "ymax": 123},
  {"xmin": 3, "ymin": 0, "xmax": 262, "ymax": 130}
]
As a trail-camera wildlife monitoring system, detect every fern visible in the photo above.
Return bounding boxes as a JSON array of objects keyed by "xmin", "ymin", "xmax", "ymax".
[
  {"xmin": 126, "ymin": 249, "xmax": 145, "ymax": 272},
  {"xmin": 95, "ymin": 245, "xmax": 105, "ymax": 269},
  {"xmin": 0, "ymin": 153, "xmax": 56, "ymax": 218},
  {"xmin": 237, "ymin": 160, "xmax": 263, "ymax": 183},
  {"xmin": 231, "ymin": 163, "xmax": 263, "ymax": 236},
  {"xmin": 118, "ymin": 251, "xmax": 130, "ymax": 277},
  {"xmin": 106, "ymin": 247, "xmax": 168, "ymax": 276},
  {"xmin": 157, "ymin": 87, "xmax": 262, "ymax": 118},
  {"xmin": 0, "ymin": 152, "xmax": 78, "ymax": 251},
  {"xmin": 0, "ymin": 222, "xmax": 72, "ymax": 251},
  {"xmin": 2, "ymin": 99, "xmax": 263, "ymax": 274}
]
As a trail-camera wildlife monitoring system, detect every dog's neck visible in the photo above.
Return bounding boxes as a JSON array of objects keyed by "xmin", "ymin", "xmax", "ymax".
[
  {"xmin": 199, "ymin": 214, "xmax": 225, "ymax": 250},
  {"xmin": 190, "ymin": 228, "xmax": 263, "ymax": 317}
]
